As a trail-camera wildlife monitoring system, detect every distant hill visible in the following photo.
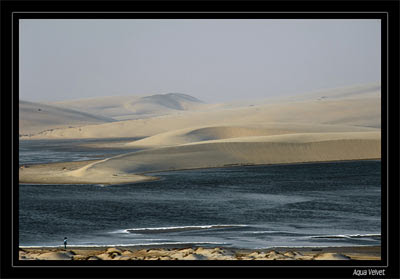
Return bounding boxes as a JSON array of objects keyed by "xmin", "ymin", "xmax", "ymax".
[
  {"xmin": 19, "ymin": 100, "xmax": 115, "ymax": 136},
  {"xmin": 50, "ymin": 93, "xmax": 205, "ymax": 121}
]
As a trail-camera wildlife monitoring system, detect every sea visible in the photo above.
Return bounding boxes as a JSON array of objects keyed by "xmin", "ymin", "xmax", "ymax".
[{"xmin": 19, "ymin": 139, "xmax": 381, "ymax": 250}]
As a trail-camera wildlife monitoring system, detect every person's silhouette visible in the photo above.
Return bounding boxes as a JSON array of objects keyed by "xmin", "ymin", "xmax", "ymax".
[{"xmin": 64, "ymin": 237, "xmax": 68, "ymax": 249}]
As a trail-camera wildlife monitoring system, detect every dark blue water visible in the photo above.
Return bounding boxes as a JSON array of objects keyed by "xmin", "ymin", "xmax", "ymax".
[
  {"xmin": 19, "ymin": 138, "xmax": 141, "ymax": 165},
  {"xmin": 19, "ymin": 140, "xmax": 381, "ymax": 249}
]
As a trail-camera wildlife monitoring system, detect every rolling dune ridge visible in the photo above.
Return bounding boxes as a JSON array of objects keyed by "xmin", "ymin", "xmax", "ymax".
[
  {"xmin": 69, "ymin": 131, "xmax": 380, "ymax": 179},
  {"xmin": 19, "ymin": 83, "xmax": 381, "ymax": 185},
  {"xmin": 21, "ymin": 95, "xmax": 380, "ymax": 140}
]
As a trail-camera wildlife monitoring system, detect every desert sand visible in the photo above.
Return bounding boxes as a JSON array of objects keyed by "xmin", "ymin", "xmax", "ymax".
[
  {"xmin": 19, "ymin": 160, "xmax": 158, "ymax": 185},
  {"xmin": 19, "ymin": 130, "xmax": 380, "ymax": 185},
  {"xmin": 20, "ymin": 84, "xmax": 380, "ymax": 140},
  {"xmin": 19, "ymin": 245, "xmax": 381, "ymax": 261},
  {"xmin": 19, "ymin": 83, "xmax": 381, "ymax": 185}
]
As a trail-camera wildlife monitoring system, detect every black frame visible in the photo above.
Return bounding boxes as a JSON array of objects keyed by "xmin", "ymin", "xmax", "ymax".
[{"xmin": 1, "ymin": 1, "xmax": 399, "ymax": 278}]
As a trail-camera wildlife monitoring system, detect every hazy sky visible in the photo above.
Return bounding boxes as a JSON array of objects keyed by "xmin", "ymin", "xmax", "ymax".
[{"xmin": 19, "ymin": 19, "xmax": 381, "ymax": 103}]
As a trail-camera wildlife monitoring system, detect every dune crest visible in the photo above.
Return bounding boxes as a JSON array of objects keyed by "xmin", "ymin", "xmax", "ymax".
[{"xmin": 125, "ymin": 126, "xmax": 292, "ymax": 147}]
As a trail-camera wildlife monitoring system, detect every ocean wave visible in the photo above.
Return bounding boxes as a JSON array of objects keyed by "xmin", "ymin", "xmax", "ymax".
[
  {"xmin": 250, "ymin": 230, "xmax": 293, "ymax": 234},
  {"xmin": 309, "ymin": 233, "xmax": 381, "ymax": 239},
  {"xmin": 114, "ymin": 224, "xmax": 248, "ymax": 234},
  {"xmin": 253, "ymin": 244, "xmax": 374, "ymax": 249}
]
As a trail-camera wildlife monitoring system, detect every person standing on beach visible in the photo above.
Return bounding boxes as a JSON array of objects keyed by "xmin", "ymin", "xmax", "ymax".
[{"xmin": 64, "ymin": 237, "xmax": 68, "ymax": 249}]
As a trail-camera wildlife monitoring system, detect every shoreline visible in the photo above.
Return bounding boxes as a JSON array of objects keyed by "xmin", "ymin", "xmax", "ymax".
[
  {"xmin": 19, "ymin": 158, "xmax": 380, "ymax": 186},
  {"xmin": 19, "ymin": 130, "xmax": 381, "ymax": 185},
  {"xmin": 19, "ymin": 245, "xmax": 381, "ymax": 261}
]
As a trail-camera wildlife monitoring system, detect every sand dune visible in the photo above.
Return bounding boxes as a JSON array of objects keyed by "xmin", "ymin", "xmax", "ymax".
[
  {"xmin": 19, "ymin": 84, "xmax": 382, "ymax": 185},
  {"xmin": 20, "ymin": 131, "xmax": 380, "ymax": 185},
  {"xmin": 21, "ymin": 83, "xmax": 380, "ymax": 139},
  {"xmin": 125, "ymin": 126, "xmax": 292, "ymax": 147},
  {"xmin": 50, "ymin": 92, "xmax": 206, "ymax": 121},
  {"xmin": 23, "ymin": 94, "xmax": 380, "ymax": 140},
  {"xmin": 66, "ymin": 131, "xmax": 380, "ymax": 181},
  {"xmin": 19, "ymin": 160, "xmax": 157, "ymax": 185},
  {"xmin": 19, "ymin": 100, "xmax": 114, "ymax": 136},
  {"xmin": 125, "ymin": 124, "xmax": 378, "ymax": 148}
]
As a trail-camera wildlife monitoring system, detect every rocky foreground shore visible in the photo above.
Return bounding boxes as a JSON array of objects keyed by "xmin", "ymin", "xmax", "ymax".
[{"xmin": 19, "ymin": 246, "xmax": 380, "ymax": 261}]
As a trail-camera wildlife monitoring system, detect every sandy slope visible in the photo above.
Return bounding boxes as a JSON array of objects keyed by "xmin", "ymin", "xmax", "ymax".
[
  {"xmin": 19, "ymin": 160, "xmax": 157, "ymax": 185},
  {"xmin": 124, "ymin": 125, "xmax": 376, "ymax": 148},
  {"xmin": 19, "ymin": 100, "xmax": 114, "ymax": 136},
  {"xmin": 20, "ymin": 131, "xmax": 380, "ymax": 185},
  {"xmin": 23, "ymin": 95, "xmax": 380, "ymax": 140},
  {"xmin": 19, "ymin": 84, "xmax": 381, "ymax": 185},
  {"xmin": 124, "ymin": 126, "xmax": 291, "ymax": 147},
  {"xmin": 21, "ymin": 84, "xmax": 381, "ymax": 139},
  {"xmin": 61, "ymin": 131, "xmax": 380, "ymax": 183}
]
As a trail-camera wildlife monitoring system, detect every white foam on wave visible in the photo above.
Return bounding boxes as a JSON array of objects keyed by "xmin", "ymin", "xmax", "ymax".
[
  {"xmin": 112, "ymin": 224, "xmax": 248, "ymax": 234},
  {"xmin": 253, "ymin": 244, "xmax": 372, "ymax": 249},
  {"xmin": 250, "ymin": 230, "xmax": 293, "ymax": 234},
  {"xmin": 309, "ymin": 233, "xmax": 381, "ymax": 239}
]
